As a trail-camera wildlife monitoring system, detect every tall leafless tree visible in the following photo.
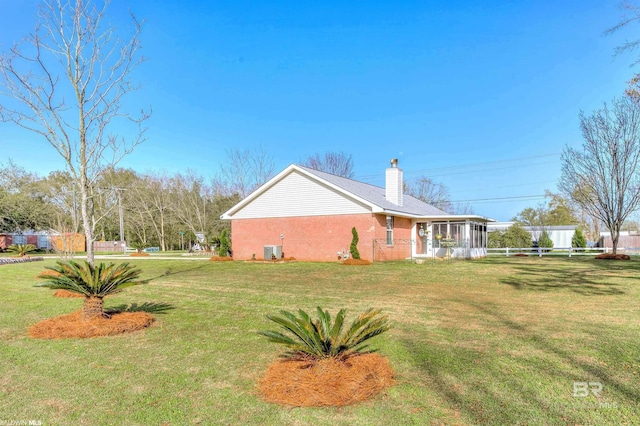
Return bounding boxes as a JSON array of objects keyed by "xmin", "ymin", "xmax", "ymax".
[
  {"xmin": 560, "ymin": 96, "xmax": 640, "ymax": 253},
  {"xmin": 606, "ymin": 2, "xmax": 640, "ymax": 98},
  {"xmin": 0, "ymin": 0, "xmax": 150, "ymax": 265},
  {"xmin": 405, "ymin": 176, "xmax": 453, "ymax": 213},
  {"xmin": 130, "ymin": 172, "xmax": 173, "ymax": 252},
  {"xmin": 219, "ymin": 145, "xmax": 275, "ymax": 199},
  {"xmin": 301, "ymin": 151, "xmax": 355, "ymax": 178},
  {"xmin": 170, "ymin": 171, "xmax": 211, "ymax": 245}
]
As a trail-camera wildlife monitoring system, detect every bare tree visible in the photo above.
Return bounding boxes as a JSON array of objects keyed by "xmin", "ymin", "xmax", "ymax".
[
  {"xmin": 606, "ymin": 3, "xmax": 640, "ymax": 98},
  {"xmin": 301, "ymin": 151, "xmax": 355, "ymax": 178},
  {"xmin": 170, "ymin": 171, "xmax": 211, "ymax": 246},
  {"xmin": 405, "ymin": 177, "xmax": 453, "ymax": 213},
  {"xmin": 451, "ymin": 202, "xmax": 475, "ymax": 215},
  {"xmin": 0, "ymin": 0, "xmax": 150, "ymax": 265},
  {"xmin": 560, "ymin": 97, "xmax": 640, "ymax": 253},
  {"xmin": 130, "ymin": 172, "xmax": 174, "ymax": 251},
  {"xmin": 219, "ymin": 145, "xmax": 275, "ymax": 199}
]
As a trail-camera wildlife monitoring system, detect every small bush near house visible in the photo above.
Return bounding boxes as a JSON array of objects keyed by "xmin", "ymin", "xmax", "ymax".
[
  {"xmin": 503, "ymin": 224, "xmax": 532, "ymax": 248},
  {"xmin": 538, "ymin": 230, "xmax": 553, "ymax": 252},
  {"xmin": 350, "ymin": 227, "xmax": 361, "ymax": 260},
  {"xmin": 572, "ymin": 228, "xmax": 587, "ymax": 248},
  {"xmin": 487, "ymin": 230, "xmax": 505, "ymax": 248},
  {"xmin": 218, "ymin": 229, "xmax": 231, "ymax": 257}
]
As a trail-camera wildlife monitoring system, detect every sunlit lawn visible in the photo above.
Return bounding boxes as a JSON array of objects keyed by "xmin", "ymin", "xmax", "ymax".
[{"xmin": 0, "ymin": 257, "xmax": 638, "ymax": 425}]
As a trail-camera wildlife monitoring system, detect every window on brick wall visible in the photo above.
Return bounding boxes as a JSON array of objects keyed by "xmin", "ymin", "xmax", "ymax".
[{"xmin": 386, "ymin": 216, "xmax": 394, "ymax": 245}]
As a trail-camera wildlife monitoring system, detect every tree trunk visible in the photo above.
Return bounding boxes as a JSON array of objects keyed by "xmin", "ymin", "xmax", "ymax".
[
  {"xmin": 80, "ymin": 186, "xmax": 95, "ymax": 266},
  {"xmin": 83, "ymin": 296, "xmax": 107, "ymax": 320},
  {"xmin": 612, "ymin": 233, "xmax": 619, "ymax": 254}
]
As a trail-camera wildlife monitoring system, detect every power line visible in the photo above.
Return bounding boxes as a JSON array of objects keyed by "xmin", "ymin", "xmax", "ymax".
[
  {"xmin": 355, "ymin": 152, "xmax": 561, "ymax": 181},
  {"xmin": 450, "ymin": 194, "xmax": 547, "ymax": 205},
  {"xmin": 449, "ymin": 180, "xmax": 557, "ymax": 195},
  {"xmin": 423, "ymin": 160, "xmax": 560, "ymax": 179}
]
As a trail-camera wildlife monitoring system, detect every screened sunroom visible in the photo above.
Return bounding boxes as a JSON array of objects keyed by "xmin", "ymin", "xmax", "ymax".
[{"xmin": 412, "ymin": 217, "xmax": 491, "ymax": 259}]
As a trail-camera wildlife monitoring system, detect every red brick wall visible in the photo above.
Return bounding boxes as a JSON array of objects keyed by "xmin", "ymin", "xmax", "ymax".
[
  {"xmin": 370, "ymin": 215, "xmax": 413, "ymax": 261},
  {"xmin": 0, "ymin": 235, "xmax": 12, "ymax": 250},
  {"xmin": 230, "ymin": 213, "xmax": 412, "ymax": 262}
]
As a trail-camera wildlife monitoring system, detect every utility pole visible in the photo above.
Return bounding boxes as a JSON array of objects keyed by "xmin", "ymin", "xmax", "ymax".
[{"xmin": 115, "ymin": 188, "xmax": 126, "ymax": 251}]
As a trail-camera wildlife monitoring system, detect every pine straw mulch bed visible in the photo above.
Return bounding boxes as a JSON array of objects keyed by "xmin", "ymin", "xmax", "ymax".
[
  {"xmin": 245, "ymin": 258, "xmax": 297, "ymax": 262},
  {"xmin": 209, "ymin": 256, "xmax": 234, "ymax": 262},
  {"xmin": 37, "ymin": 269, "xmax": 61, "ymax": 278},
  {"xmin": 130, "ymin": 252, "xmax": 150, "ymax": 257},
  {"xmin": 258, "ymin": 353, "xmax": 394, "ymax": 407},
  {"xmin": 28, "ymin": 310, "xmax": 155, "ymax": 339},
  {"xmin": 53, "ymin": 289, "xmax": 84, "ymax": 298},
  {"xmin": 595, "ymin": 253, "xmax": 631, "ymax": 260},
  {"xmin": 342, "ymin": 258, "xmax": 372, "ymax": 266}
]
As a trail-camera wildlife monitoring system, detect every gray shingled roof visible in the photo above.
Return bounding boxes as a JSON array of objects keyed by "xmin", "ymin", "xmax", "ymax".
[{"xmin": 298, "ymin": 165, "xmax": 450, "ymax": 217}]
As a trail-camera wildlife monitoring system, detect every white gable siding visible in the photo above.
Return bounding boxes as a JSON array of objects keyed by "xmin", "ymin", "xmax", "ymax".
[{"xmin": 232, "ymin": 170, "xmax": 371, "ymax": 219}]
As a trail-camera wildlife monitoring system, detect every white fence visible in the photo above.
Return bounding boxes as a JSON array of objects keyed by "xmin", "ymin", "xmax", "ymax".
[{"xmin": 487, "ymin": 247, "xmax": 612, "ymax": 257}]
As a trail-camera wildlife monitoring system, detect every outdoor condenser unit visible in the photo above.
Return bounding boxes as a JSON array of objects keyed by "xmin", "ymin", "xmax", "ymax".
[{"xmin": 264, "ymin": 245, "xmax": 282, "ymax": 260}]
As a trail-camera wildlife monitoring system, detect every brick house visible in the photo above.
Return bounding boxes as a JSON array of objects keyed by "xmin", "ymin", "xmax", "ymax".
[{"xmin": 221, "ymin": 159, "xmax": 492, "ymax": 261}]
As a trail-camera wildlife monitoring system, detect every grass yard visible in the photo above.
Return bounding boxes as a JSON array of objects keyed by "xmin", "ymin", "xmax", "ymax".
[{"xmin": 0, "ymin": 257, "xmax": 638, "ymax": 425}]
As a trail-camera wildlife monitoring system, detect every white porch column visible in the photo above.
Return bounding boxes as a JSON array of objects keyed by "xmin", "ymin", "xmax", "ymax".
[
  {"xmin": 411, "ymin": 221, "xmax": 417, "ymax": 258},
  {"xmin": 465, "ymin": 221, "xmax": 471, "ymax": 259}
]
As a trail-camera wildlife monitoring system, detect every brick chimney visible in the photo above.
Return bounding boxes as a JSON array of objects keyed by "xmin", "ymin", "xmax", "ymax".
[{"xmin": 385, "ymin": 158, "xmax": 403, "ymax": 206}]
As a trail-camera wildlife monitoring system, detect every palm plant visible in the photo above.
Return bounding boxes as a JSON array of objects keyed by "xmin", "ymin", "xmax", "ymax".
[
  {"xmin": 130, "ymin": 240, "xmax": 147, "ymax": 253},
  {"xmin": 259, "ymin": 307, "xmax": 391, "ymax": 360},
  {"xmin": 37, "ymin": 260, "xmax": 143, "ymax": 319},
  {"xmin": 8, "ymin": 243, "xmax": 37, "ymax": 257}
]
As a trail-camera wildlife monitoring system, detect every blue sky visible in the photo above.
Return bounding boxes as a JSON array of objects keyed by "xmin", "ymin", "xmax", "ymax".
[{"xmin": 0, "ymin": 0, "xmax": 637, "ymax": 221}]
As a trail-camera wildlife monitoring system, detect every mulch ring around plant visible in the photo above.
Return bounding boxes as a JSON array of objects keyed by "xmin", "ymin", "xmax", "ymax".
[
  {"xmin": 53, "ymin": 289, "xmax": 84, "ymax": 298},
  {"xmin": 595, "ymin": 253, "xmax": 631, "ymax": 260},
  {"xmin": 28, "ymin": 310, "xmax": 155, "ymax": 339},
  {"xmin": 209, "ymin": 256, "xmax": 234, "ymax": 262},
  {"xmin": 130, "ymin": 252, "xmax": 150, "ymax": 257},
  {"xmin": 342, "ymin": 258, "xmax": 372, "ymax": 265},
  {"xmin": 258, "ymin": 353, "xmax": 394, "ymax": 407},
  {"xmin": 35, "ymin": 269, "xmax": 61, "ymax": 279}
]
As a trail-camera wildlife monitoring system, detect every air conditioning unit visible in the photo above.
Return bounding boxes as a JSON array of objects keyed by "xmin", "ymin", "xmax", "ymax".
[{"xmin": 264, "ymin": 245, "xmax": 282, "ymax": 260}]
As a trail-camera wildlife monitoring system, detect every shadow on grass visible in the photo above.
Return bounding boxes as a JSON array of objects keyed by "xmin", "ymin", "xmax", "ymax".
[
  {"xmin": 401, "ymin": 299, "xmax": 637, "ymax": 424},
  {"xmin": 400, "ymin": 336, "xmax": 579, "ymax": 425},
  {"xmin": 466, "ymin": 301, "xmax": 639, "ymax": 403},
  {"xmin": 484, "ymin": 258, "xmax": 629, "ymax": 295},
  {"xmin": 145, "ymin": 264, "xmax": 209, "ymax": 282},
  {"xmin": 106, "ymin": 302, "xmax": 175, "ymax": 315},
  {"xmin": 483, "ymin": 255, "xmax": 640, "ymax": 273}
]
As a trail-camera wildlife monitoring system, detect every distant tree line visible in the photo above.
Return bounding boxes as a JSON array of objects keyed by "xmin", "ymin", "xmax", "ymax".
[{"xmin": 0, "ymin": 146, "xmax": 275, "ymax": 251}]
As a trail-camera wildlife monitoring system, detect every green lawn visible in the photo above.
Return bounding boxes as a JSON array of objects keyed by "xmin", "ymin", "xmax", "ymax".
[{"xmin": 0, "ymin": 257, "xmax": 638, "ymax": 425}]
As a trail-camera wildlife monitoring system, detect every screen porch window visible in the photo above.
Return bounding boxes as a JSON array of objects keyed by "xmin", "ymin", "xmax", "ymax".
[
  {"xmin": 432, "ymin": 222, "xmax": 446, "ymax": 248},
  {"xmin": 386, "ymin": 216, "xmax": 394, "ymax": 245}
]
